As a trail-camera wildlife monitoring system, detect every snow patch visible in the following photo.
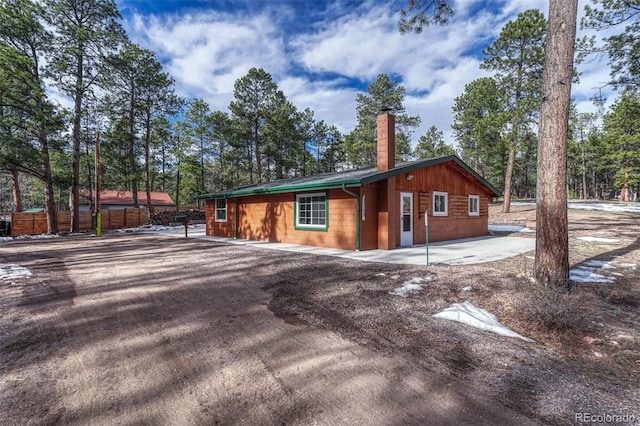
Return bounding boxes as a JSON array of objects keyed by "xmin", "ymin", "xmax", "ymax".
[
  {"xmin": 0, "ymin": 264, "xmax": 32, "ymax": 281},
  {"xmin": 570, "ymin": 266, "xmax": 616, "ymax": 283},
  {"xmin": 433, "ymin": 301, "xmax": 534, "ymax": 342},
  {"xmin": 0, "ymin": 237, "xmax": 13, "ymax": 242},
  {"xmin": 388, "ymin": 276, "xmax": 433, "ymax": 298},
  {"xmin": 488, "ymin": 225, "xmax": 526, "ymax": 232},
  {"xmin": 119, "ymin": 225, "xmax": 175, "ymax": 233},
  {"xmin": 577, "ymin": 236, "xmax": 621, "ymax": 244},
  {"xmin": 568, "ymin": 202, "xmax": 640, "ymax": 213},
  {"xmin": 512, "ymin": 201, "xmax": 640, "ymax": 214},
  {"xmin": 14, "ymin": 234, "xmax": 60, "ymax": 240},
  {"xmin": 617, "ymin": 262, "xmax": 638, "ymax": 270},
  {"xmin": 570, "ymin": 259, "xmax": 637, "ymax": 283}
]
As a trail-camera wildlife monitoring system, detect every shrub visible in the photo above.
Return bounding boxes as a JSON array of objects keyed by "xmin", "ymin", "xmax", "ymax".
[{"xmin": 517, "ymin": 279, "xmax": 583, "ymax": 331}]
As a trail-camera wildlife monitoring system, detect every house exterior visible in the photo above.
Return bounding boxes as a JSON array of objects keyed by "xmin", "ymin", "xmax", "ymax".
[
  {"xmin": 79, "ymin": 190, "xmax": 176, "ymax": 211},
  {"xmin": 196, "ymin": 113, "xmax": 501, "ymax": 251}
]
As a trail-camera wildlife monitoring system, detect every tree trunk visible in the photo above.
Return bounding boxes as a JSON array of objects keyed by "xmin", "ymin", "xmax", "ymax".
[
  {"xmin": 254, "ymin": 119, "xmax": 262, "ymax": 183},
  {"xmin": 71, "ymin": 89, "xmax": 82, "ymax": 233},
  {"xmin": 39, "ymin": 126, "xmax": 58, "ymax": 234},
  {"xmin": 581, "ymin": 141, "xmax": 587, "ymax": 199},
  {"xmin": 85, "ymin": 141, "xmax": 93, "ymax": 212},
  {"xmin": 534, "ymin": 0, "xmax": 578, "ymax": 290},
  {"xmin": 175, "ymin": 164, "xmax": 181, "ymax": 211},
  {"xmin": 144, "ymin": 116, "xmax": 153, "ymax": 213},
  {"xmin": 200, "ymin": 137, "xmax": 205, "ymax": 194},
  {"xmin": 9, "ymin": 169, "xmax": 22, "ymax": 212},
  {"xmin": 620, "ymin": 183, "xmax": 629, "ymax": 202},
  {"xmin": 161, "ymin": 144, "xmax": 166, "ymax": 193},
  {"xmin": 502, "ymin": 144, "xmax": 516, "ymax": 213},
  {"xmin": 129, "ymin": 89, "xmax": 139, "ymax": 208}
]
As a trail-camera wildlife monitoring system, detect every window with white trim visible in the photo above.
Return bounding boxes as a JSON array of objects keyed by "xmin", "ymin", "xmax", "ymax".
[
  {"xmin": 433, "ymin": 191, "xmax": 448, "ymax": 216},
  {"xmin": 468, "ymin": 195, "xmax": 480, "ymax": 216},
  {"xmin": 295, "ymin": 193, "xmax": 327, "ymax": 229},
  {"xmin": 215, "ymin": 199, "xmax": 227, "ymax": 222}
]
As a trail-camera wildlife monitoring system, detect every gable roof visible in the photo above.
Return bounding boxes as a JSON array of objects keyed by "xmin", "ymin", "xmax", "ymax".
[
  {"xmin": 80, "ymin": 189, "xmax": 176, "ymax": 206},
  {"xmin": 195, "ymin": 155, "xmax": 502, "ymax": 200}
]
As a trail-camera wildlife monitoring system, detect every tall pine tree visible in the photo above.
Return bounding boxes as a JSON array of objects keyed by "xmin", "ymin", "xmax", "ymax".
[{"xmin": 345, "ymin": 74, "xmax": 420, "ymax": 168}]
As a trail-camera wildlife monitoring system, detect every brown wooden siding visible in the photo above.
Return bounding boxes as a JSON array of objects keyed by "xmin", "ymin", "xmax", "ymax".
[
  {"xmin": 206, "ymin": 189, "xmax": 357, "ymax": 250},
  {"xmin": 359, "ymin": 184, "xmax": 379, "ymax": 250},
  {"xmin": 395, "ymin": 162, "xmax": 495, "ymax": 197},
  {"xmin": 413, "ymin": 193, "xmax": 489, "ymax": 243},
  {"xmin": 206, "ymin": 199, "xmax": 236, "ymax": 238},
  {"xmin": 394, "ymin": 161, "xmax": 492, "ymax": 244}
]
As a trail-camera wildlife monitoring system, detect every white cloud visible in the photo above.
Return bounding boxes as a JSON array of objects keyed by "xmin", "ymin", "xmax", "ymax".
[
  {"xmin": 119, "ymin": 0, "xmax": 620, "ymax": 150},
  {"xmin": 126, "ymin": 10, "xmax": 289, "ymax": 111},
  {"xmin": 278, "ymin": 76, "xmax": 358, "ymax": 133}
]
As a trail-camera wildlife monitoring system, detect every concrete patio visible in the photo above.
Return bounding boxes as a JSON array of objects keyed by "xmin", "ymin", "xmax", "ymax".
[{"xmin": 160, "ymin": 226, "xmax": 535, "ymax": 266}]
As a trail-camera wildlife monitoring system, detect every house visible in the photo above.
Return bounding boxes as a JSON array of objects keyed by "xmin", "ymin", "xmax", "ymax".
[
  {"xmin": 79, "ymin": 189, "xmax": 176, "ymax": 211},
  {"xmin": 195, "ymin": 113, "xmax": 501, "ymax": 251}
]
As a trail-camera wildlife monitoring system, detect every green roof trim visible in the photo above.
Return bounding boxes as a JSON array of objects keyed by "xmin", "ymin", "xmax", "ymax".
[{"xmin": 194, "ymin": 155, "xmax": 502, "ymax": 200}]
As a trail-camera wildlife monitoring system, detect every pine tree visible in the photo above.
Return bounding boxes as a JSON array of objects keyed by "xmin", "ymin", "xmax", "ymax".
[
  {"xmin": 451, "ymin": 77, "xmax": 508, "ymax": 183},
  {"xmin": 413, "ymin": 126, "xmax": 456, "ymax": 159},
  {"xmin": 481, "ymin": 9, "xmax": 546, "ymax": 213},
  {"xmin": 535, "ymin": 0, "xmax": 578, "ymax": 289},
  {"xmin": 0, "ymin": 0, "xmax": 63, "ymax": 232},
  {"xmin": 583, "ymin": 1, "xmax": 640, "ymax": 89},
  {"xmin": 45, "ymin": 0, "xmax": 125, "ymax": 231},
  {"xmin": 229, "ymin": 68, "xmax": 278, "ymax": 184},
  {"xmin": 345, "ymin": 74, "xmax": 420, "ymax": 168},
  {"xmin": 602, "ymin": 89, "xmax": 640, "ymax": 201}
]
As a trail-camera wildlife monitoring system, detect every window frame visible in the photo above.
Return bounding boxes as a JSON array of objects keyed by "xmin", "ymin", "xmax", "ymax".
[
  {"xmin": 215, "ymin": 198, "xmax": 227, "ymax": 222},
  {"xmin": 432, "ymin": 191, "xmax": 448, "ymax": 217},
  {"xmin": 468, "ymin": 195, "xmax": 480, "ymax": 216},
  {"xmin": 294, "ymin": 192, "xmax": 328, "ymax": 231}
]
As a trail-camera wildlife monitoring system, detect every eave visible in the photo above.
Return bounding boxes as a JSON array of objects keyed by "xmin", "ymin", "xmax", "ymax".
[{"xmin": 194, "ymin": 155, "xmax": 502, "ymax": 200}]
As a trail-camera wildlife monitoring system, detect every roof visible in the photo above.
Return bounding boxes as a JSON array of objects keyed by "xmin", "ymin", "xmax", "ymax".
[
  {"xmin": 80, "ymin": 189, "xmax": 176, "ymax": 206},
  {"xmin": 195, "ymin": 156, "xmax": 501, "ymax": 200}
]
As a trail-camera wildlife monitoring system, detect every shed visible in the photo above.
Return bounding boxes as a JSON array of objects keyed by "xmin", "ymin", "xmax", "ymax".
[
  {"xmin": 196, "ymin": 113, "xmax": 501, "ymax": 251},
  {"xmin": 79, "ymin": 189, "xmax": 176, "ymax": 211}
]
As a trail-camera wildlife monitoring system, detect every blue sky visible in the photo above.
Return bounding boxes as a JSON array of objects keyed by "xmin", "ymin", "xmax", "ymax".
[{"xmin": 113, "ymin": 0, "xmax": 616, "ymax": 146}]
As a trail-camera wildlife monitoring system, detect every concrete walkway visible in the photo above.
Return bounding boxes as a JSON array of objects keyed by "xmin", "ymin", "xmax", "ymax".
[{"xmin": 158, "ymin": 225, "xmax": 535, "ymax": 266}]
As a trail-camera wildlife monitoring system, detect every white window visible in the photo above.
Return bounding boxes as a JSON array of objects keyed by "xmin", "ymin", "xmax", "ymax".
[
  {"xmin": 361, "ymin": 195, "xmax": 366, "ymax": 221},
  {"xmin": 468, "ymin": 195, "xmax": 480, "ymax": 216},
  {"xmin": 215, "ymin": 199, "xmax": 227, "ymax": 222},
  {"xmin": 433, "ymin": 191, "xmax": 448, "ymax": 216},
  {"xmin": 296, "ymin": 193, "xmax": 327, "ymax": 229}
]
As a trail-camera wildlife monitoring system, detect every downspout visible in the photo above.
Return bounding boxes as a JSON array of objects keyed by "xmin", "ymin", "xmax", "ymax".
[
  {"xmin": 234, "ymin": 198, "xmax": 238, "ymax": 239},
  {"xmin": 341, "ymin": 184, "xmax": 360, "ymax": 251}
]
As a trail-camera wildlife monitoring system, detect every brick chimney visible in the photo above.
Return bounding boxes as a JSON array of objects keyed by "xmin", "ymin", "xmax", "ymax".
[{"xmin": 377, "ymin": 112, "xmax": 395, "ymax": 171}]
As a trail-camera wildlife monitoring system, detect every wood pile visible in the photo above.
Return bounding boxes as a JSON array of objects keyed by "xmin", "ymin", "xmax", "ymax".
[{"xmin": 148, "ymin": 209, "xmax": 206, "ymax": 226}]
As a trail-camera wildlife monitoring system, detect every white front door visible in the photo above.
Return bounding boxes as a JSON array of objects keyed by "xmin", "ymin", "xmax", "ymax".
[{"xmin": 400, "ymin": 192, "xmax": 413, "ymax": 246}]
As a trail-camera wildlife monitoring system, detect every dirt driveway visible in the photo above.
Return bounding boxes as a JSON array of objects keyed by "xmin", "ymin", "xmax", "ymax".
[
  {"xmin": 1, "ymin": 234, "xmax": 540, "ymax": 425},
  {"xmin": 3, "ymin": 205, "xmax": 640, "ymax": 426}
]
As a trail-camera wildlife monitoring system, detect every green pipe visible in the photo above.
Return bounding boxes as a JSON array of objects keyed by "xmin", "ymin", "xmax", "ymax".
[{"xmin": 341, "ymin": 184, "xmax": 361, "ymax": 251}]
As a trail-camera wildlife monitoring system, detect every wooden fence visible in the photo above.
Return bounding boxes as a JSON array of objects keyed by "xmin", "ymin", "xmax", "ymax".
[{"xmin": 10, "ymin": 208, "xmax": 151, "ymax": 237}]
